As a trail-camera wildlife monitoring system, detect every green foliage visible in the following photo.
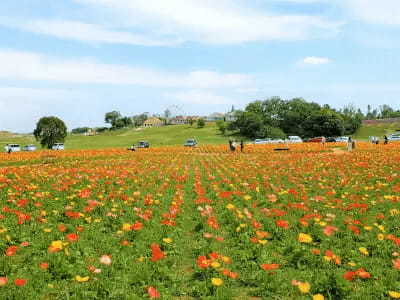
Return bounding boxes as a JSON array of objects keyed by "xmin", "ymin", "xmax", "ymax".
[
  {"xmin": 71, "ymin": 127, "xmax": 90, "ymax": 134},
  {"xmin": 229, "ymin": 97, "xmax": 355, "ymax": 139},
  {"xmin": 104, "ymin": 111, "xmax": 121, "ymax": 126},
  {"xmin": 197, "ymin": 118, "xmax": 206, "ymax": 128},
  {"xmin": 33, "ymin": 116, "xmax": 67, "ymax": 149},
  {"xmin": 216, "ymin": 120, "xmax": 228, "ymax": 135}
]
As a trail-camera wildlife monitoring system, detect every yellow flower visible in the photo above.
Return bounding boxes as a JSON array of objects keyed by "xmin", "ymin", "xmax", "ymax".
[
  {"xmin": 389, "ymin": 291, "xmax": 400, "ymax": 299},
  {"xmin": 211, "ymin": 278, "xmax": 223, "ymax": 286},
  {"xmin": 75, "ymin": 275, "xmax": 90, "ymax": 282},
  {"xmin": 377, "ymin": 234, "xmax": 385, "ymax": 241},
  {"xmin": 258, "ymin": 239, "xmax": 268, "ymax": 245},
  {"xmin": 313, "ymin": 294, "xmax": 325, "ymax": 300},
  {"xmin": 137, "ymin": 256, "xmax": 145, "ymax": 262},
  {"xmin": 363, "ymin": 226, "xmax": 372, "ymax": 231},
  {"xmin": 298, "ymin": 282, "xmax": 311, "ymax": 294},
  {"xmin": 211, "ymin": 261, "xmax": 221, "ymax": 268},
  {"xmin": 122, "ymin": 223, "xmax": 131, "ymax": 231},
  {"xmin": 298, "ymin": 233, "xmax": 313, "ymax": 243},
  {"xmin": 243, "ymin": 195, "xmax": 252, "ymax": 201},
  {"xmin": 43, "ymin": 228, "xmax": 52, "ymax": 233},
  {"xmin": 50, "ymin": 240, "xmax": 63, "ymax": 250},
  {"xmin": 348, "ymin": 262, "xmax": 356, "ymax": 267},
  {"xmin": 163, "ymin": 238, "xmax": 173, "ymax": 244},
  {"xmin": 226, "ymin": 203, "xmax": 235, "ymax": 210},
  {"xmin": 359, "ymin": 247, "xmax": 369, "ymax": 256},
  {"xmin": 221, "ymin": 256, "xmax": 231, "ymax": 264}
]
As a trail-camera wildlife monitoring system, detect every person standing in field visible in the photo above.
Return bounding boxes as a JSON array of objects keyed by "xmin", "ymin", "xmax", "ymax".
[
  {"xmin": 229, "ymin": 140, "xmax": 235, "ymax": 152},
  {"xmin": 240, "ymin": 140, "xmax": 244, "ymax": 152},
  {"xmin": 384, "ymin": 135, "xmax": 389, "ymax": 145},
  {"xmin": 347, "ymin": 137, "xmax": 353, "ymax": 151},
  {"xmin": 321, "ymin": 136, "xmax": 326, "ymax": 146}
]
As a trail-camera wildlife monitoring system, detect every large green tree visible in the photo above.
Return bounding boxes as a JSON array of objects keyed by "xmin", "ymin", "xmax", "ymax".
[{"xmin": 33, "ymin": 116, "xmax": 68, "ymax": 149}]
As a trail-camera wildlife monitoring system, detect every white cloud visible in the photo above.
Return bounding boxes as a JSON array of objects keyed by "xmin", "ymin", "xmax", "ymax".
[
  {"xmin": 0, "ymin": 19, "xmax": 179, "ymax": 46},
  {"xmin": 0, "ymin": 49, "xmax": 251, "ymax": 88},
  {"xmin": 344, "ymin": 0, "xmax": 400, "ymax": 26},
  {"xmin": 301, "ymin": 56, "xmax": 331, "ymax": 65},
  {"xmin": 74, "ymin": 0, "xmax": 341, "ymax": 44}
]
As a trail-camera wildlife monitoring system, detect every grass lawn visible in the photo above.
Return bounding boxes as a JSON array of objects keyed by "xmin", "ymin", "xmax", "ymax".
[
  {"xmin": 0, "ymin": 123, "xmax": 245, "ymax": 151},
  {"xmin": 353, "ymin": 122, "xmax": 400, "ymax": 140}
]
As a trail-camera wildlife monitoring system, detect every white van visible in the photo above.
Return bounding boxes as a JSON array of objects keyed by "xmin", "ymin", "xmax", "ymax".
[
  {"xmin": 287, "ymin": 136, "xmax": 303, "ymax": 143},
  {"xmin": 52, "ymin": 143, "xmax": 65, "ymax": 150},
  {"xmin": 5, "ymin": 144, "xmax": 21, "ymax": 153}
]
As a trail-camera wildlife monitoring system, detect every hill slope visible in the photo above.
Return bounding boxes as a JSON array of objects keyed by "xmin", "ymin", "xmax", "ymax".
[
  {"xmin": 353, "ymin": 119, "xmax": 400, "ymax": 140},
  {"xmin": 0, "ymin": 123, "xmax": 238, "ymax": 150}
]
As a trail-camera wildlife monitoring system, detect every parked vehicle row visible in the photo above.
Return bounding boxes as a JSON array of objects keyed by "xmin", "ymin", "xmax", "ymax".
[{"xmin": 4, "ymin": 143, "xmax": 65, "ymax": 152}]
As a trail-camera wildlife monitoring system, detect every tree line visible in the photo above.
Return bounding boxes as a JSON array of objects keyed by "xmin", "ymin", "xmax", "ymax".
[{"xmin": 221, "ymin": 97, "xmax": 368, "ymax": 139}]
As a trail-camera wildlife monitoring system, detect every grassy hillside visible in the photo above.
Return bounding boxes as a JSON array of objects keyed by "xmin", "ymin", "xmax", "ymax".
[
  {"xmin": 353, "ymin": 120, "xmax": 400, "ymax": 140},
  {"xmin": 0, "ymin": 123, "xmax": 243, "ymax": 151}
]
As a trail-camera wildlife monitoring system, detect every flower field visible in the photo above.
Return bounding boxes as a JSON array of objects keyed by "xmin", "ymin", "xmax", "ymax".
[{"xmin": 1, "ymin": 143, "xmax": 400, "ymax": 299}]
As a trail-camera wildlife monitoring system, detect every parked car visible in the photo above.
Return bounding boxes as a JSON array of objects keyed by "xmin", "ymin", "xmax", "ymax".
[
  {"xmin": 388, "ymin": 134, "xmax": 400, "ymax": 141},
  {"xmin": 4, "ymin": 144, "xmax": 21, "ymax": 153},
  {"xmin": 52, "ymin": 143, "xmax": 65, "ymax": 150},
  {"xmin": 335, "ymin": 136, "xmax": 349, "ymax": 142},
  {"xmin": 269, "ymin": 139, "xmax": 285, "ymax": 144},
  {"xmin": 23, "ymin": 144, "xmax": 37, "ymax": 151},
  {"xmin": 307, "ymin": 137, "xmax": 324, "ymax": 143},
  {"xmin": 184, "ymin": 139, "xmax": 197, "ymax": 147},
  {"xmin": 254, "ymin": 139, "xmax": 271, "ymax": 144},
  {"xmin": 326, "ymin": 137, "xmax": 337, "ymax": 143},
  {"xmin": 287, "ymin": 136, "xmax": 302, "ymax": 143},
  {"xmin": 137, "ymin": 141, "xmax": 150, "ymax": 148}
]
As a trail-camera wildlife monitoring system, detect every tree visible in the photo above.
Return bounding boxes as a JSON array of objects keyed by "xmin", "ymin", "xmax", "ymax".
[
  {"xmin": 33, "ymin": 116, "xmax": 67, "ymax": 149},
  {"xmin": 188, "ymin": 118, "xmax": 195, "ymax": 126},
  {"xmin": 105, "ymin": 111, "xmax": 122, "ymax": 128},
  {"xmin": 216, "ymin": 120, "xmax": 228, "ymax": 135},
  {"xmin": 197, "ymin": 118, "xmax": 205, "ymax": 128},
  {"xmin": 71, "ymin": 127, "xmax": 90, "ymax": 134}
]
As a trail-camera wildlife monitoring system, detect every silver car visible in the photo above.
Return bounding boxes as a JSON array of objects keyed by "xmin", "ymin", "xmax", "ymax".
[
  {"xmin": 52, "ymin": 143, "xmax": 65, "ymax": 150},
  {"xmin": 5, "ymin": 144, "xmax": 21, "ymax": 153},
  {"xmin": 23, "ymin": 144, "xmax": 37, "ymax": 151}
]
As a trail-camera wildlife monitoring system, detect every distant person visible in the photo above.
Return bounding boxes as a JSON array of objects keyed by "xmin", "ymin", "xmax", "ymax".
[
  {"xmin": 229, "ymin": 140, "xmax": 236, "ymax": 152},
  {"xmin": 347, "ymin": 137, "xmax": 353, "ymax": 151},
  {"xmin": 321, "ymin": 136, "xmax": 326, "ymax": 145},
  {"xmin": 384, "ymin": 135, "xmax": 389, "ymax": 145},
  {"xmin": 240, "ymin": 140, "xmax": 244, "ymax": 152},
  {"xmin": 128, "ymin": 145, "xmax": 136, "ymax": 151}
]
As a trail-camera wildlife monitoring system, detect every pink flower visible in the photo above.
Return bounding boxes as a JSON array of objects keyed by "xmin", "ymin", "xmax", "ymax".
[{"xmin": 99, "ymin": 255, "xmax": 112, "ymax": 266}]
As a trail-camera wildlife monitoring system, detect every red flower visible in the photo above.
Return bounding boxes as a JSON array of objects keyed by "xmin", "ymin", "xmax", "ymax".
[
  {"xmin": 39, "ymin": 262, "xmax": 49, "ymax": 270},
  {"xmin": 66, "ymin": 233, "xmax": 79, "ymax": 242},
  {"xmin": 150, "ymin": 244, "xmax": 165, "ymax": 262},
  {"xmin": 261, "ymin": 264, "xmax": 280, "ymax": 271},
  {"xmin": 0, "ymin": 277, "xmax": 7, "ymax": 286},
  {"xmin": 393, "ymin": 259, "xmax": 400, "ymax": 270},
  {"xmin": 147, "ymin": 286, "xmax": 160, "ymax": 298},
  {"xmin": 197, "ymin": 256, "xmax": 210, "ymax": 269},
  {"xmin": 275, "ymin": 220, "xmax": 289, "ymax": 229},
  {"xmin": 14, "ymin": 278, "xmax": 27, "ymax": 286},
  {"xmin": 343, "ymin": 271, "xmax": 357, "ymax": 281},
  {"xmin": 131, "ymin": 222, "xmax": 143, "ymax": 231},
  {"xmin": 323, "ymin": 225, "xmax": 338, "ymax": 236},
  {"xmin": 5, "ymin": 246, "xmax": 18, "ymax": 256}
]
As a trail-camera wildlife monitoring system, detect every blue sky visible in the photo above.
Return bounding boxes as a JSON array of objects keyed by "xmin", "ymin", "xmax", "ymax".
[{"xmin": 0, "ymin": 0, "xmax": 399, "ymax": 132}]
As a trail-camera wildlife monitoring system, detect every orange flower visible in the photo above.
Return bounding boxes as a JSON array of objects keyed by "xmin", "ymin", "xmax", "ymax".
[
  {"xmin": 66, "ymin": 233, "xmax": 79, "ymax": 242},
  {"xmin": 5, "ymin": 246, "xmax": 18, "ymax": 256},
  {"xmin": 14, "ymin": 278, "xmax": 27, "ymax": 286},
  {"xmin": 150, "ymin": 243, "xmax": 165, "ymax": 262},
  {"xmin": 197, "ymin": 255, "xmax": 210, "ymax": 269},
  {"xmin": 147, "ymin": 286, "xmax": 160, "ymax": 298},
  {"xmin": 276, "ymin": 220, "xmax": 289, "ymax": 229},
  {"xmin": 39, "ymin": 262, "xmax": 49, "ymax": 270},
  {"xmin": 131, "ymin": 222, "xmax": 143, "ymax": 231},
  {"xmin": 261, "ymin": 264, "xmax": 280, "ymax": 271},
  {"xmin": 0, "ymin": 277, "xmax": 7, "ymax": 286},
  {"xmin": 393, "ymin": 259, "xmax": 400, "ymax": 270}
]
